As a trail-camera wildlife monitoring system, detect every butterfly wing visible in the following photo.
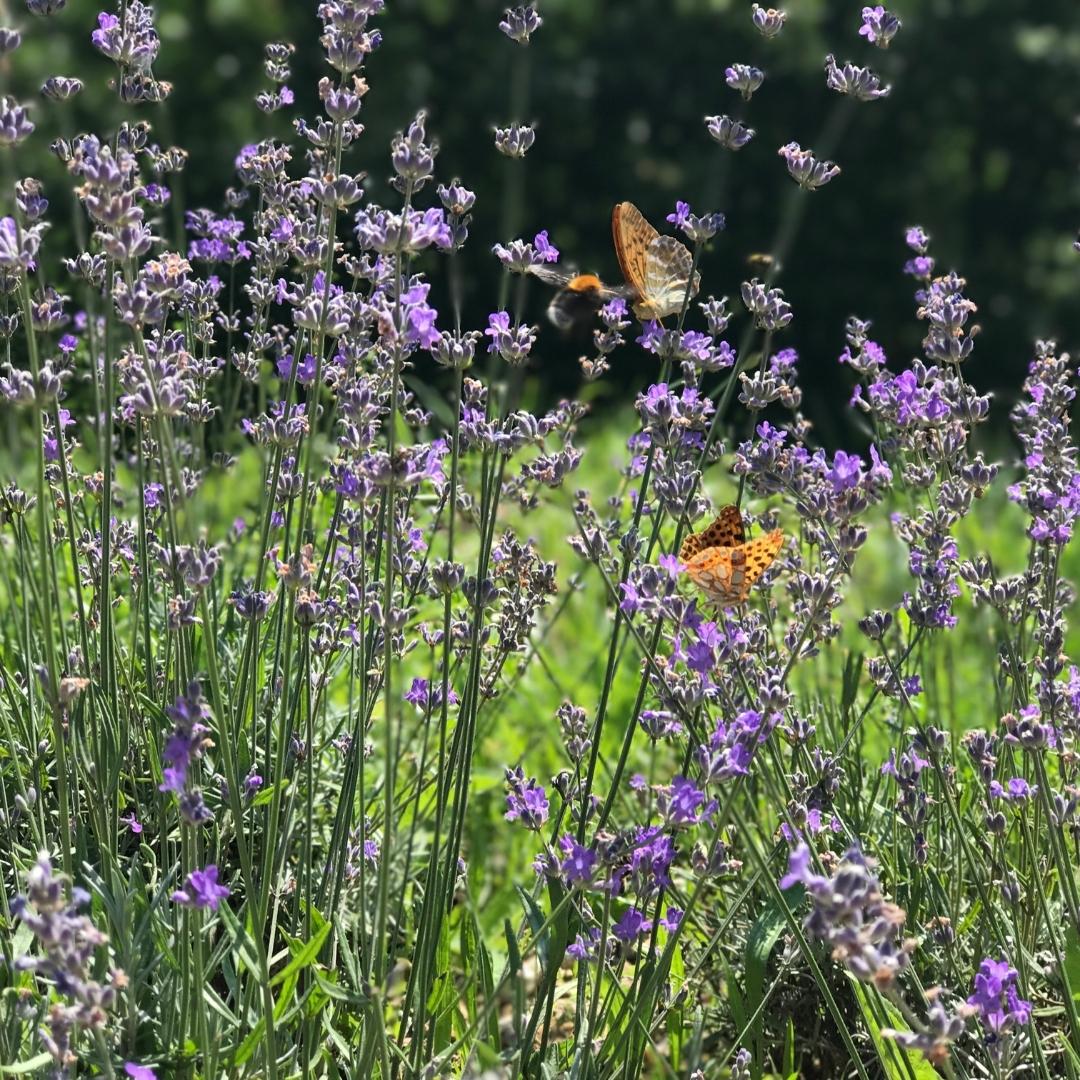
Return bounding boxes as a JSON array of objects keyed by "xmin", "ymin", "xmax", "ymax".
[
  {"xmin": 612, "ymin": 201, "xmax": 658, "ymax": 299},
  {"xmin": 740, "ymin": 529, "xmax": 785, "ymax": 593},
  {"xmin": 684, "ymin": 546, "xmax": 740, "ymax": 607},
  {"xmin": 642, "ymin": 235, "xmax": 700, "ymax": 319},
  {"xmin": 684, "ymin": 527, "xmax": 784, "ymax": 608},
  {"xmin": 679, "ymin": 504, "xmax": 745, "ymax": 562}
]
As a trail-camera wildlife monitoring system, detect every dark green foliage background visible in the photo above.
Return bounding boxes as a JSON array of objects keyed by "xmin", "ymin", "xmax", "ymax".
[{"xmin": 9, "ymin": 0, "xmax": 1079, "ymax": 434}]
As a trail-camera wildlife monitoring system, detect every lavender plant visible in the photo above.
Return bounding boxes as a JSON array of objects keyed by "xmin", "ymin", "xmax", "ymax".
[{"xmin": 0, "ymin": 2, "xmax": 1077, "ymax": 1079}]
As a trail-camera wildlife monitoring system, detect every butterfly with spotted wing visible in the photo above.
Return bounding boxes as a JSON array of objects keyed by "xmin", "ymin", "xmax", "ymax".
[{"xmin": 679, "ymin": 504, "xmax": 784, "ymax": 608}]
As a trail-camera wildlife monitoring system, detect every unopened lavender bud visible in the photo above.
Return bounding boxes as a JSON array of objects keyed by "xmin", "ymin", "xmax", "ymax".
[
  {"xmin": 725, "ymin": 63, "xmax": 765, "ymax": 100},
  {"xmin": 705, "ymin": 114, "xmax": 754, "ymax": 150},
  {"xmin": 778, "ymin": 142, "xmax": 840, "ymax": 191},
  {"xmin": 499, "ymin": 4, "xmax": 541, "ymax": 44},
  {"xmin": 1000, "ymin": 873, "xmax": 1022, "ymax": 905},
  {"xmin": 494, "ymin": 122, "xmax": 535, "ymax": 158},
  {"xmin": 751, "ymin": 5, "xmax": 786, "ymax": 37},
  {"xmin": 41, "ymin": 76, "xmax": 83, "ymax": 101}
]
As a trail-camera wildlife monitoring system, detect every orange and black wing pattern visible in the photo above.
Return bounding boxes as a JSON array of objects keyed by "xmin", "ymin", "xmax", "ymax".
[
  {"xmin": 679, "ymin": 505, "xmax": 746, "ymax": 562},
  {"xmin": 680, "ymin": 507, "xmax": 784, "ymax": 608},
  {"xmin": 612, "ymin": 201, "xmax": 658, "ymax": 301}
]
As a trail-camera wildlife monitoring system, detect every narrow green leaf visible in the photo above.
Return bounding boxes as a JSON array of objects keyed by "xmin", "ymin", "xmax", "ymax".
[
  {"xmin": 251, "ymin": 779, "xmax": 288, "ymax": 807},
  {"xmin": 217, "ymin": 902, "xmax": 261, "ymax": 979},
  {"xmin": 745, "ymin": 885, "xmax": 803, "ymax": 1073},
  {"xmin": 1063, "ymin": 923, "xmax": 1080, "ymax": 1002},
  {"xmin": 269, "ymin": 919, "xmax": 332, "ymax": 988},
  {"xmin": 0, "ymin": 1054, "xmax": 54, "ymax": 1075},
  {"xmin": 516, "ymin": 884, "xmax": 549, "ymax": 974},
  {"xmin": 849, "ymin": 978, "xmax": 941, "ymax": 1080}
]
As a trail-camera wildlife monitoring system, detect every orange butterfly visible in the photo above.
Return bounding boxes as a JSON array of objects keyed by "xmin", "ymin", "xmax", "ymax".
[
  {"xmin": 679, "ymin": 504, "xmax": 784, "ymax": 608},
  {"xmin": 526, "ymin": 266, "xmax": 633, "ymax": 332},
  {"xmin": 612, "ymin": 201, "xmax": 700, "ymax": 322}
]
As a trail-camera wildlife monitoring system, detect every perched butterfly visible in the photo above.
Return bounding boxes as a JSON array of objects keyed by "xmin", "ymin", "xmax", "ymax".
[
  {"xmin": 679, "ymin": 504, "xmax": 784, "ymax": 608},
  {"xmin": 612, "ymin": 201, "xmax": 701, "ymax": 322},
  {"xmin": 526, "ymin": 265, "xmax": 632, "ymax": 333}
]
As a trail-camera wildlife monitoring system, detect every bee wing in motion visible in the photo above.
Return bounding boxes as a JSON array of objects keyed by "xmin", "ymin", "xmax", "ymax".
[{"xmin": 525, "ymin": 264, "xmax": 577, "ymax": 289}]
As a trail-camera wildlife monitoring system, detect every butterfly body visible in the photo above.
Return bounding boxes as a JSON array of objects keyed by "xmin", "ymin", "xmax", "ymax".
[
  {"xmin": 680, "ymin": 504, "xmax": 783, "ymax": 608},
  {"xmin": 612, "ymin": 201, "xmax": 700, "ymax": 322}
]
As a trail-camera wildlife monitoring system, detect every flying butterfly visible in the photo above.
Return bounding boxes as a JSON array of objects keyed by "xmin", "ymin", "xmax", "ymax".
[
  {"xmin": 679, "ymin": 504, "xmax": 784, "ymax": 608},
  {"xmin": 612, "ymin": 201, "xmax": 701, "ymax": 322},
  {"xmin": 526, "ymin": 265, "xmax": 633, "ymax": 333}
]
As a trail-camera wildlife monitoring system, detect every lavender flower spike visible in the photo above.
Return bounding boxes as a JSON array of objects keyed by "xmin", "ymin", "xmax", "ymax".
[
  {"xmin": 860, "ymin": 5, "xmax": 901, "ymax": 47},
  {"xmin": 778, "ymin": 142, "xmax": 841, "ymax": 190},
  {"xmin": 499, "ymin": 5, "xmax": 541, "ymax": 44},
  {"xmin": 705, "ymin": 114, "xmax": 755, "ymax": 150},
  {"xmin": 725, "ymin": 63, "xmax": 765, "ymax": 101}
]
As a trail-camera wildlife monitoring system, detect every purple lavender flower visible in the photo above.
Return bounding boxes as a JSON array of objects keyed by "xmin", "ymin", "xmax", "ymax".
[
  {"xmin": 26, "ymin": 0, "xmax": 67, "ymax": 14},
  {"xmin": 493, "ymin": 230, "xmax": 559, "ymax": 271},
  {"xmin": 988, "ymin": 777, "xmax": 1036, "ymax": 801},
  {"xmin": 705, "ymin": 114, "xmax": 755, "ymax": 150},
  {"xmin": 905, "ymin": 225, "xmax": 930, "ymax": 254},
  {"xmin": 741, "ymin": 279, "xmax": 793, "ymax": 330},
  {"xmin": 91, "ymin": 3, "xmax": 170, "ymax": 101},
  {"xmin": 0, "ymin": 28, "xmax": 21, "ymax": 54},
  {"xmin": 354, "ymin": 205, "xmax": 453, "ymax": 253},
  {"xmin": 612, "ymin": 906, "xmax": 652, "ymax": 943},
  {"xmin": 750, "ymin": 4, "xmax": 786, "ymax": 37},
  {"xmin": 725, "ymin": 63, "xmax": 765, "ymax": 100},
  {"xmin": 12, "ymin": 854, "xmax": 120, "ymax": 1073},
  {"xmin": 504, "ymin": 766, "xmax": 550, "ymax": 829},
  {"xmin": 437, "ymin": 180, "xmax": 476, "ymax": 216},
  {"xmin": 125, "ymin": 1065, "xmax": 158, "ymax": 1080},
  {"xmin": 499, "ymin": 4, "xmax": 541, "ymax": 43},
  {"xmin": 824, "ymin": 54, "xmax": 890, "ymax": 101},
  {"xmin": 0, "ymin": 95, "xmax": 33, "ymax": 146},
  {"xmin": 391, "ymin": 110, "xmax": 436, "ymax": 188},
  {"xmin": 657, "ymin": 775, "xmax": 716, "ymax": 826},
  {"xmin": 494, "ymin": 122, "xmax": 536, "ymax": 158},
  {"xmin": 968, "ymin": 957, "xmax": 1031, "ymax": 1051},
  {"xmin": 171, "ymin": 865, "xmax": 230, "ymax": 911},
  {"xmin": 859, "ymin": 5, "xmax": 901, "ymax": 47},
  {"xmin": 666, "ymin": 201, "xmax": 725, "ymax": 243},
  {"xmin": 659, "ymin": 907, "xmax": 683, "ymax": 932},
  {"xmin": 777, "ymin": 142, "xmax": 840, "ymax": 190},
  {"xmin": 781, "ymin": 845, "xmax": 912, "ymax": 987},
  {"xmin": 0, "ymin": 215, "xmax": 44, "ymax": 270},
  {"xmin": 41, "ymin": 75, "xmax": 84, "ymax": 101},
  {"xmin": 559, "ymin": 836, "xmax": 599, "ymax": 887},
  {"xmin": 430, "ymin": 329, "xmax": 481, "ymax": 370},
  {"xmin": 485, "ymin": 311, "xmax": 537, "ymax": 366},
  {"xmin": 1008, "ymin": 341, "xmax": 1080, "ymax": 545},
  {"xmin": 158, "ymin": 682, "xmax": 213, "ymax": 826},
  {"xmin": 566, "ymin": 926, "xmax": 602, "ymax": 963},
  {"xmin": 882, "ymin": 998, "xmax": 967, "ymax": 1067}
]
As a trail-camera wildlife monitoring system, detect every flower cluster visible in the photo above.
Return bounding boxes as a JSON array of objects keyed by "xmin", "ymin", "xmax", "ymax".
[{"xmin": 12, "ymin": 855, "xmax": 122, "ymax": 1076}]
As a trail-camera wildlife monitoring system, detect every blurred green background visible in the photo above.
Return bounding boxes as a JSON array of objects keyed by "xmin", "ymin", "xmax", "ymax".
[{"xmin": 6, "ymin": 0, "xmax": 1079, "ymax": 437}]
